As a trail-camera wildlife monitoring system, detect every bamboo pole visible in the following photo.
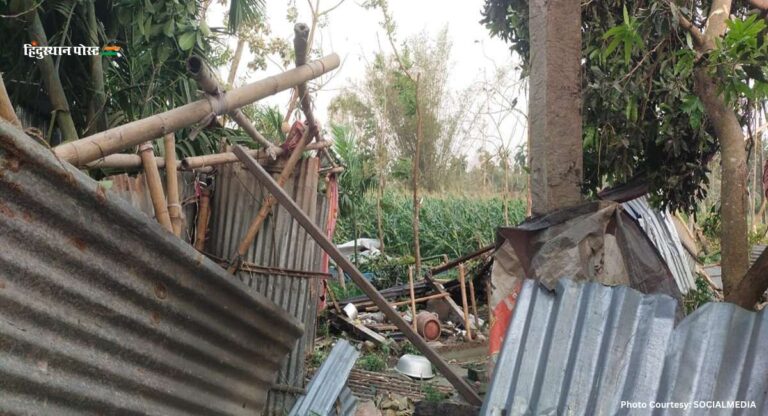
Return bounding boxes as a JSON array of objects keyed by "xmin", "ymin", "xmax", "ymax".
[
  {"xmin": 138, "ymin": 141, "xmax": 173, "ymax": 232},
  {"xmin": 194, "ymin": 187, "xmax": 211, "ymax": 251},
  {"xmin": 24, "ymin": 5, "xmax": 78, "ymax": 141},
  {"xmin": 231, "ymin": 145, "xmax": 482, "ymax": 406},
  {"xmin": 458, "ymin": 264, "xmax": 472, "ymax": 340},
  {"xmin": 408, "ymin": 266, "xmax": 418, "ymax": 331},
  {"xmin": 338, "ymin": 265, "xmax": 346, "ymax": 290},
  {"xmin": 181, "ymin": 141, "xmax": 332, "ymax": 170},
  {"xmin": 0, "ymin": 73, "xmax": 22, "ymax": 128},
  {"xmin": 226, "ymin": 23, "xmax": 318, "ymax": 274},
  {"xmin": 186, "ymin": 56, "xmax": 281, "ymax": 156},
  {"xmin": 164, "ymin": 133, "xmax": 182, "ymax": 237},
  {"xmin": 53, "ymin": 53, "xmax": 340, "ymax": 166},
  {"xmin": 468, "ymin": 275, "xmax": 479, "ymax": 330}
]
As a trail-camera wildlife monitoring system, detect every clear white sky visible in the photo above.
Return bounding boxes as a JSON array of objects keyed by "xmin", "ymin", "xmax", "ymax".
[{"xmin": 209, "ymin": 0, "xmax": 528, "ymax": 161}]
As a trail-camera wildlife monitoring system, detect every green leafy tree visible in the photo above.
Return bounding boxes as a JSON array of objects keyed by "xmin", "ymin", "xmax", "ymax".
[{"xmin": 482, "ymin": 0, "xmax": 768, "ymax": 304}]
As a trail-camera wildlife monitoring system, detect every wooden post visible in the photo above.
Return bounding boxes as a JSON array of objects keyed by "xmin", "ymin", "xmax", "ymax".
[
  {"xmin": 194, "ymin": 187, "xmax": 211, "ymax": 251},
  {"xmin": 528, "ymin": 0, "xmax": 583, "ymax": 215},
  {"xmin": 408, "ymin": 266, "xmax": 418, "ymax": 331},
  {"xmin": 458, "ymin": 264, "xmax": 472, "ymax": 341},
  {"xmin": 53, "ymin": 53, "xmax": 340, "ymax": 166},
  {"xmin": 138, "ymin": 141, "xmax": 173, "ymax": 232},
  {"xmin": 164, "ymin": 133, "xmax": 182, "ymax": 237},
  {"xmin": 338, "ymin": 265, "xmax": 346, "ymax": 290},
  {"xmin": 468, "ymin": 275, "xmax": 479, "ymax": 330},
  {"xmin": 232, "ymin": 145, "xmax": 482, "ymax": 406}
]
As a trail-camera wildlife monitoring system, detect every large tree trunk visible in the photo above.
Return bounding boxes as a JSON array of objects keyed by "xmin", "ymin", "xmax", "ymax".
[
  {"xmin": 695, "ymin": 69, "xmax": 749, "ymax": 295},
  {"xmin": 694, "ymin": 0, "xmax": 750, "ymax": 296}
]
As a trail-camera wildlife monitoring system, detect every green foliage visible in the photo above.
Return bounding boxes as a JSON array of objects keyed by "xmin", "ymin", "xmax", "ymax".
[
  {"xmin": 226, "ymin": 0, "xmax": 265, "ymax": 33},
  {"xmin": 422, "ymin": 384, "xmax": 448, "ymax": 403},
  {"xmin": 480, "ymin": 1, "xmax": 768, "ymax": 213},
  {"xmin": 683, "ymin": 275, "xmax": 715, "ymax": 314},
  {"xmin": 335, "ymin": 190, "xmax": 525, "ymax": 259},
  {"xmin": 357, "ymin": 352, "xmax": 387, "ymax": 372},
  {"xmin": 333, "ymin": 125, "xmax": 377, "ymax": 217},
  {"xmin": 327, "ymin": 279, "xmax": 364, "ymax": 301},
  {"xmin": 309, "ymin": 348, "xmax": 328, "ymax": 368}
]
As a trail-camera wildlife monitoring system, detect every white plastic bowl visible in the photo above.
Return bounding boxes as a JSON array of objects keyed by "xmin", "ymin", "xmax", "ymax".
[{"xmin": 395, "ymin": 354, "xmax": 435, "ymax": 379}]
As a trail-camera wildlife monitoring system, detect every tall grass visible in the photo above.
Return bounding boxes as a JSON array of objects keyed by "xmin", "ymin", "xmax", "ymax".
[{"xmin": 334, "ymin": 190, "xmax": 526, "ymax": 259}]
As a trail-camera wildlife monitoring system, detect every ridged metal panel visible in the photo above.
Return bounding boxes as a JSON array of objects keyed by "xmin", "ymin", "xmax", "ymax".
[
  {"xmin": 332, "ymin": 386, "xmax": 358, "ymax": 416},
  {"xmin": 655, "ymin": 303, "xmax": 768, "ymax": 415},
  {"xmin": 0, "ymin": 123, "xmax": 304, "ymax": 414},
  {"xmin": 623, "ymin": 196, "xmax": 696, "ymax": 294},
  {"xmin": 481, "ymin": 279, "xmax": 678, "ymax": 416},
  {"xmin": 105, "ymin": 171, "xmax": 198, "ymax": 243},
  {"xmin": 289, "ymin": 340, "xmax": 359, "ymax": 416},
  {"xmin": 208, "ymin": 157, "xmax": 327, "ymax": 414},
  {"xmin": 482, "ymin": 279, "xmax": 768, "ymax": 415}
]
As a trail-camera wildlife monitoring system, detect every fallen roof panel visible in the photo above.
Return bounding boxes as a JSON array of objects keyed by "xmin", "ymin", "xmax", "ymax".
[
  {"xmin": 481, "ymin": 278, "xmax": 768, "ymax": 415},
  {"xmin": 0, "ymin": 121, "xmax": 303, "ymax": 415},
  {"xmin": 289, "ymin": 340, "xmax": 359, "ymax": 416}
]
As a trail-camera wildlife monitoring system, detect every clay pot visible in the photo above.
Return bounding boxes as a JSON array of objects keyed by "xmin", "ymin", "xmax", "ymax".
[{"xmin": 416, "ymin": 311, "xmax": 441, "ymax": 341}]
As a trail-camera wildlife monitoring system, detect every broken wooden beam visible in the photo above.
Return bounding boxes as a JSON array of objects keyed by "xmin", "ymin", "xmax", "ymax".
[
  {"xmin": 429, "ymin": 244, "xmax": 495, "ymax": 276},
  {"xmin": 54, "ymin": 53, "xmax": 340, "ymax": 166},
  {"xmin": 232, "ymin": 145, "xmax": 482, "ymax": 406}
]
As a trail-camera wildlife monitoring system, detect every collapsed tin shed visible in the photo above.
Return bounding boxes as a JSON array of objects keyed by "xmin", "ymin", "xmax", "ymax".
[{"xmin": 0, "ymin": 120, "xmax": 304, "ymax": 414}]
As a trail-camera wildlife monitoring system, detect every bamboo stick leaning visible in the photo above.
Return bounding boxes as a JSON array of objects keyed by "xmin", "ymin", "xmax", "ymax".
[
  {"xmin": 227, "ymin": 22, "xmax": 318, "ymax": 274},
  {"xmin": 458, "ymin": 264, "xmax": 472, "ymax": 340},
  {"xmin": 231, "ymin": 145, "xmax": 482, "ymax": 406},
  {"xmin": 53, "ymin": 52, "xmax": 340, "ymax": 166}
]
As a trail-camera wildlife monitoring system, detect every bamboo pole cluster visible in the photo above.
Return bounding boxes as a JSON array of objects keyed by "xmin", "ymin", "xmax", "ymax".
[{"xmin": 53, "ymin": 52, "xmax": 340, "ymax": 166}]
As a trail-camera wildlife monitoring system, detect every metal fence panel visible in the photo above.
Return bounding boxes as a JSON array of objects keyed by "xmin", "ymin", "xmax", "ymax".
[
  {"xmin": 0, "ymin": 124, "xmax": 303, "ymax": 415},
  {"xmin": 208, "ymin": 158, "xmax": 327, "ymax": 414}
]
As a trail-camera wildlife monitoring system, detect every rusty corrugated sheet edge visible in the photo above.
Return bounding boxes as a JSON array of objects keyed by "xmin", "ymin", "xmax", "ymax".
[
  {"xmin": 0, "ymin": 122, "xmax": 303, "ymax": 415},
  {"xmin": 289, "ymin": 340, "xmax": 359, "ymax": 416},
  {"xmin": 481, "ymin": 279, "xmax": 768, "ymax": 415},
  {"xmin": 622, "ymin": 196, "xmax": 696, "ymax": 294}
]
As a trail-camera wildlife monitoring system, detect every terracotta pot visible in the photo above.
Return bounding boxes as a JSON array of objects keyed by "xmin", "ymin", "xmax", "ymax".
[{"xmin": 416, "ymin": 311, "xmax": 441, "ymax": 341}]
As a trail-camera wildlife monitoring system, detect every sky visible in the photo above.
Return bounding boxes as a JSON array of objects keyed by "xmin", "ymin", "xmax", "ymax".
[{"xmin": 209, "ymin": 0, "xmax": 528, "ymax": 160}]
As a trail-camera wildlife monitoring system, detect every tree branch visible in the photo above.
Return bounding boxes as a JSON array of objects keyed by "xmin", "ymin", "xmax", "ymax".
[
  {"xmin": 669, "ymin": 2, "xmax": 706, "ymax": 48},
  {"xmin": 747, "ymin": 0, "xmax": 768, "ymax": 11}
]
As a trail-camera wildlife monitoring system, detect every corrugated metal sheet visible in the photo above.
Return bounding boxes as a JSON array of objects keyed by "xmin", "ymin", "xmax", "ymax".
[
  {"xmin": 208, "ymin": 158, "xmax": 328, "ymax": 414},
  {"xmin": 481, "ymin": 279, "xmax": 768, "ymax": 416},
  {"xmin": 289, "ymin": 340, "xmax": 359, "ymax": 416},
  {"xmin": 0, "ymin": 122, "xmax": 303, "ymax": 415},
  {"xmin": 623, "ymin": 196, "xmax": 697, "ymax": 294},
  {"xmin": 332, "ymin": 386, "xmax": 358, "ymax": 416},
  {"xmin": 105, "ymin": 171, "xmax": 198, "ymax": 243},
  {"xmin": 702, "ymin": 244, "xmax": 765, "ymax": 290},
  {"xmin": 481, "ymin": 279, "xmax": 677, "ymax": 416},
  {"xmin": 655, "ymin": 303, "xmax": 768, "ymax": 414}
]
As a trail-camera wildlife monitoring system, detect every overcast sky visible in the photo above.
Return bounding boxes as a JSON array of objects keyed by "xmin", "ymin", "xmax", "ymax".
[{"xmin": 209, "ymin": 0, "xmax": 527, "ymax": 159}]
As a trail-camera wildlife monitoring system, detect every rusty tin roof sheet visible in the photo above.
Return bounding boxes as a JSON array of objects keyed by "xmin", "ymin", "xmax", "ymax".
[{"xmin": 0, "ymin": 121, "xmax": 303, "ymax": 415}]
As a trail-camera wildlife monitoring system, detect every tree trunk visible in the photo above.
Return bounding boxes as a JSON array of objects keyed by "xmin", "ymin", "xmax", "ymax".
[
  {"xmin": 0, "ymin": 74, "xmax": 22, "ymax": 128},
  {"xmin": 227, "ymin": 38, "xmax": 246, "ymax": 87},
  {"xmin": 695, "ymin": 68, "xmax": 749, "ymax": 296},
  {"xmin": 729, "ymin": 246, "xmax": 768, "ymax": 309},
  {"xmin": 23, "ymin": 6, "xmax": 79, "ymax": 142},
  {"xmin": 412, "ymin": 76, "xmax": 423, "ymax": 278},
  {"xmin": 85, "ymin": 0, "xmax": 107, "ymax": 136}
]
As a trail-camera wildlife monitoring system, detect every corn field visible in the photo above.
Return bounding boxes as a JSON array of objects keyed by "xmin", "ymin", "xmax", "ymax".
[{"xmin": 334, "ymin": 190, "xmax": 526, "ymax": 259}]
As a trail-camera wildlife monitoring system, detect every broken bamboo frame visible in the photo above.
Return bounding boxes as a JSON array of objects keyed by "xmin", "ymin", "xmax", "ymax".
[
  {"xmin": 164, "ymin": 133, "xmax": 182, "ymax": 236},
  {"xmin": 53, "ymin": 53, "xmax": 340, "ymax": 166},
  {"xmin": 194, "ymin": 187, "xmax": 211, "ymax": 251},
  {"xmin": 361, "ymin": 293, "xmax": 449, "ymax": 311},
  {"xmin": 138, "ymin": 141, "xmax": 173, "ymax": 232},
  {"xmin": 0, "ymin": 74, "xmax": 21, "ymax": 128},
  {"xmin": 180, "ymin": 140, "xmax": 332, "ymax": 170},
  {"xmin": 186, "ymin": 56, "xmax": 281, "ymax": 157},
  {"xmin": 458, "ymin": 264, "xmax": 472, "ymax": 340},
  {"xmin": 408, "ymin": 266, "xmax": 417, "ymax": 331},
  {"xmin": 226, "ymin": 23, "xmax": 318, "ymax": 274},
  {"xmin": 232, "ymin": 145, "xmax": 481, "ymax": 406},
  {"xmin": 430, "ymin": 244, "xmax": 495, "ymax": 276}
]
